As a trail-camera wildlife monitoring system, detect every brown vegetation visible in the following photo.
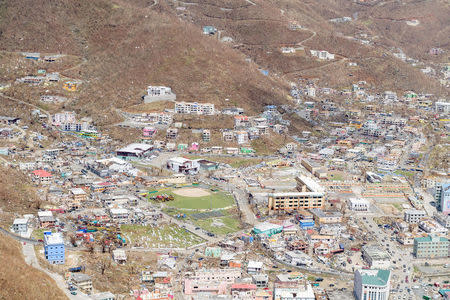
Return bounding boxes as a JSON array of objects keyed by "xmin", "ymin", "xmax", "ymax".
[{"xmin": 0, "ymin": 233, "xmax": 68, "ymax": 300}]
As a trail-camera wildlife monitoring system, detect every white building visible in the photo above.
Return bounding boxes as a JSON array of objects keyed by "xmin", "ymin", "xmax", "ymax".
[
  {"xmin": 143, "ymin": 86, "xmax": 176, "ymax": 103},
  {"xmin": 419, "ymin": 219, "xmax": 448, "ymax": 235},
  {"xmin": 247, "ymin": 260, "xmax": 263, "ymax": 274},
  {"xmin": 435, "ymin": 101, "xmax": 450, "ymax": 113},
  {"xmin": 404, "ymin": 209, "xmax": 426, "ymax": 224},
  {"xmin": 362, "ymin": 245, "xmax": 390, "ymax": 269},
  {"xmin": 166, "ymin": 157, "xmax": 200, "ymax": 175},
  {"xmin": 174, "ymin": 101, "xmax": 215, "ymax": 115},
  {"xmin": 354, "ymin": 269, "xmax": 391, "ymax": 300},
  {"xmin": 348, "ymin": 198, "xmax": 370, "ymax": 211},
  {"xmin": 109, "ymin": 208, "xmax": 129, "ymax": 224},
  {"xmin": 12, "ymin": 218, "xmax": 29, "ymax": 234},
  {"xmin": 310, "ymin": 50, "xmax": 335, "ymax": 60},
  {"xmin": 52, "ymin": 111, "xmax": 76, "ymax": 126},
  {"xmin": 285, "ymin": 250, "xmax": 313, "ymax": 267}
]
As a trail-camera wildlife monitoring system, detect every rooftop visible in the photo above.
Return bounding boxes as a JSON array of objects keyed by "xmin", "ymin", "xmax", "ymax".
[
  {"xmin": 358, "ymin": 269, "xmax": 391, "ymax": 286},
  {"xmin": 44, "ymin": 232, "xmax": 64, "ymax": 245}
]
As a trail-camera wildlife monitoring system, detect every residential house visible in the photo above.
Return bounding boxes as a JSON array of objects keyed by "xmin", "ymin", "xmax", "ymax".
[
  {"xmin": 166, "ymin": 157, "xmax": 200, "ymax": 175},
  {"xmin": 44, "ymin": 232, "xmax": 65, "ymax": 264},
  {"xmin": 71, "ymin": 273, "xmax": 93, "ymax": 294},
  {"xmin": 12, "ymin": 218, "xmax": 29, "ymax": 234}
]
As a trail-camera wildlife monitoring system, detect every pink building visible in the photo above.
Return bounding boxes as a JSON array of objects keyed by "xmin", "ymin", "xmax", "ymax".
[
  {"xmin": 231, "ymin": 283, "xmax": 257, "ymax": 299},
  {"xmin": 143, "ymin": 127, "xmax": 157, "ymax": 137},
  {"xmin": 52, "ymin": 111, "xmax": 76, "ymax": 126},
  {"xmin": 184, "ymin": 268, "xmax": 241, "ymax": 295}
]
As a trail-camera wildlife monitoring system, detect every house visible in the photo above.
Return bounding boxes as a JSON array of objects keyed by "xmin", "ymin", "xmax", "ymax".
[
  {"xmin": 252, "ymin": 274, "xmax": 269, "ymax": 288},
  {"xmin": 112, "ymin": 249, "xmax": 127, "ymax": 264},
  {"xmin": 197, "ymin": 159, "xmax": 219, "ymax": 171},
  {"xmin": 225, "ymin": 147, "xmax": 239, "ymax": 155},
  {"xmin": 203, "ymin": 26, "xmax": 217, "ymax": 35},
  {"xmin": 287, "ymin": 240, "xmax": 308, "ymax": 252},
  {"xmin": 143, "ymin": 86, "xmax": 176, "ymax": 103},
  {"xmin": 44, "ymin": 232, "xmax": 65, "ymax": 264},
  {"xmin": 32, "ymin": 169, "xmax": 52, "ymax": 185},
  {"xmin": 71, "ymin": 188, "xmax": 87, "ymax": 203},
  {"xmin": 231, "ymin": 283, "xmax": 257, "ymax": 300},
  {"xmin": 12, "ymin": 218, "xmax": 29, "ymax": 234},
  {"xmin": 109, "ymin": 208, "xmax": 129, "ymax": 224},
  {"xmin": 71, "ymin": 273, "xmax": 93, "ymax": 294},
  {"xmin": 116, "ymin": 143, "xmax": 153, "ymax": 158},
  {"xmin": 223, "ymin": 131, "xmax": 234, "ymax": 142},
  {"xmin": 235, "ymin": 131, "xmax": 249, "ymax": 144},
  {"xmin": 202, "ymin": 129, "xmax": 211, "ymax": 142},
  {"xmin": 38, "ymin": 211, "xmax": 56, "ymax": 228},
  {"xmin": 184, "ymin": 268, "xmax": 241, "ymax": 295},
  {"xmin": 247, "ymin": 260, "xmax": 263, "ymax": 274},
  {"xmin": 314, "ymin": 242, "xmax": 330, "ymax": 256},
  {"xmin": 404, "ymin": 209, "xmax": 426, "ymax": 224},
  {"xmin": 166, "ymin": 128, "xmax": 178, "ymax": 140},
  {"xmin": 143, "ymin": 127, "xmax": 157, "ymax": 138},
  {"xmin": 166, "ymin": 157, "xmax": 200, "ymax": 175}
]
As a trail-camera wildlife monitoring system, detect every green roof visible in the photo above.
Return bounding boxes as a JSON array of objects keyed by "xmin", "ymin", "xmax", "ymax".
[
  {"xmin": 360, "ymin": 269, "xmax": 390, "ymax": 286},
  {"xmin": 414, "ymin": 235, "xmax": 449, "ymax": 243}
]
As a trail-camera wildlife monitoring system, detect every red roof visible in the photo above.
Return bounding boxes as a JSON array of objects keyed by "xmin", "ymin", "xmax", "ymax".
[
  {"xmin": 32, "ymin": 169, "xmax": 52, "ymax": 177},
  {"xmin": 231, "ymin": 283, "xmax": 257, "ymax": 290}
]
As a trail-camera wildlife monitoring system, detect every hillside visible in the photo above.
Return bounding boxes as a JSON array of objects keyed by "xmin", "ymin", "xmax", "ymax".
[{"xmin": 0, "ymin": 233, "xmax": 68, "ymax": 300}]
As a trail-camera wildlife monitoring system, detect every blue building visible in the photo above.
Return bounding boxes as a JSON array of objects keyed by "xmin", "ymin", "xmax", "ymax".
[
  {"xmin": 44, "ymin": 232, "xmax": 65, "ymax": 264},
  {"xmin": 299, "ymin": 219, "xmax": 315, "ymax": 229}
]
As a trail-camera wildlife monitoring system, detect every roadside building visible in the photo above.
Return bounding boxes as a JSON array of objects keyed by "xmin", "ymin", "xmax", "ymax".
[
  {"xmin": 310, "ymin": 208, "xmax": 343, "ymax": 224},
  {"xmin": 116, "ymin": 143, "xmax": 153, "ymax": 158},
  {"xmin": 354, "ymin": 269, "xmax": 391, "ymax": 300},
  {"xmin": 38, "ymin": 211, "xmax": 56, "ymax": 228},
  {"xmin": 419, "ymin": 219, "xmax": 448, "ymax": 235},
  {"xmin": 12, "ymin": 218, "xmax": 29, "ymax": 234},
  {"xmin": 166, "ymin": 157, "xmax": 200, "ymax": 175},
  {"xmin": 44, "ymin": 232, "xmax": 65, "ymax": 264},
  {"xmin": 268, "ymin": 176, "xmax": 325, "ymax": 211},
  {"xmin": 413, "ymin": 235, "xmax": 449, "ymax": 258},
  {"xmin": 404, "ymin": 209, "xmax": 426, "ymax": 224},
  {"xmin": 348, "ymin": 198, "xmax": 370, "ymax": 211},
  {"xmin": 361, "ymin": 245, "xmax": 391, "ymax": 269},
  {"xmin": 71, "ymin": 273, "xmax": 93, "ymax": 294}
]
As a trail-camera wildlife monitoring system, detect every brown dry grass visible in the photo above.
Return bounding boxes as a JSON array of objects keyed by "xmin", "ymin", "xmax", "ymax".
[{"xmin": 0, "ymin": 233, "xmax": 68, "ymax": 300}]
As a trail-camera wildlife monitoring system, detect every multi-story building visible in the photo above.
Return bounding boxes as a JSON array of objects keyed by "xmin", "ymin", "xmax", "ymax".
[
  {"xmin": 184, "ymin": 268, "xmax": 241, "ymax": 295},
  {"xmin": 404, "ymin": 209, "xmax": 427, "ymax": 224},
  {"xmin": 174, "ymin": 101, "xmax": 215, "ymax": 115},
  {"xmin": 413, "ymin": 235, "xmax": 449, "ymax": 258},
  {"xmin": 348, "ymin": 198, "xmax": 370, "ymax": 211},
  {"xmin": 52, "ymin": 111, "xmax": 76, "ymax": 126},
  {"xmin": 143, "ymin": 86, "xmax": 176, "ymax": 103},
  {"xmin": 436, "ymin": 183, "xmax": 450, "ymax": 214},
  {"xmin": 235, "ymin": 131, "xmax": 249, "ymax": 144},
  {"xmin": 223, "ymin": 131, "xmax": 234, "ymax": 142},
  {"xmin": 419, "ymin": 219, "xmax": 448, "ymax": 235},
  {"xmin": 268, "ymin": 176, "xmax": 325, "ymax": 211},
  {"xmin": 310, "ymin": 208, "xmax": 343, "ymax": 224},
  {"xmin": 71, "ymin": 273, "xmax": 93, "ymax": 294},
  {"xmin": 434, "ymin": 213, "xmax": 450, "ymax": 229},
  {"xmin": 362, "ymin": 245, "xmax": 391, "ymax": 269},
  {"xmin": 12, "ymin": 218, "xmax": 29, "ymax": 234},
  {"xmin": 354, "ymin": 269, "xmax": 391, "ymax": 300},
  {"xmin": 202, "ymin": 129, "xmax": 210, "ymax": 142},
  {"xmin": 44, "ymin": 232, "xmax": 65, "ymax": 264}
]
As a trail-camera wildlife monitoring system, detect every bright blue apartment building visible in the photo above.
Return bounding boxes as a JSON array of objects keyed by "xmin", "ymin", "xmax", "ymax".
[{"xmin": 44, "ymin": 232, "xmax": 65, "ymax": 264}]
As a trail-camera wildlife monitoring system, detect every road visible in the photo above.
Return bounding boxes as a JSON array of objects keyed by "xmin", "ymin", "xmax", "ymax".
[
  {"xmin": 360, "ymin": 216, "xmax": 418, "ymax": 300},
  {"xmin": 21, "ymin": 242, "xmax": 90, "ymax": 300}
]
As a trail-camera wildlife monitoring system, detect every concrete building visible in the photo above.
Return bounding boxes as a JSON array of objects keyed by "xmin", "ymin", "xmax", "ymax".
[
  {"xmin": 109, "ymin": 208, "xmax": 129, "ymax": 224},
  {"xmin": 143, "ymin": 86, "xmax": 176, "ymax": 103},
  {"xmin": 202, "ymin": 129, "xmax": 210, "ymax": 142},
  {"xmin": 71, "ymin": 273, "xmax": 93, "ymax": 294},
  {"xmin": 413, "ymin": 235, "xmax": 449, "ymax": 258},
  {"xmin": 361, "ymin": 245, "xmax": 390, "ymax": 269},
  {"xmin": 166, "ymin": 157, "xmax": 200, "ymax": 175},
  {"xmin": 434, "ymin": 213, "xmax": 450, "ymax": 229},
  {"xmin": 354, "ymin": 269, "xmax": 391, "ymax": 300},
  {"xmin": 174, "ymin": 101, "xmax": 215, "ymax": 115},
  {"xmin": 419, "ymin": 219, "xmax": 448, "ymax": 234},
  {"xmin": 44, "ymin": 232, "xmax": 65, "ymax": 264},
  {"xmin": 231, "ymin": 283, "xmax": 257, "ymax": 300},
  {"xmin": 273, "ymin": 280, "xmax": 315, "ymax": 300},
  {"xmin": 348, "ymin": 198, "xmax": 370, "ymax": 211},
  {"xmin": 38, "ymin": 211, "xmax": 56, "ymax": 228},
  {"xmin": 404, "ymin": 209, "xmax": 426, "ymax": 224},
  {"xmin": 116, "ymin": 143, "xmax": 153, "ymax": 158},
  {"xmin": 310, "ymin": 208, "xmax": 343, "ymax": 224},
  {"xmin": 268, "ymin": 176, "xmax": 325, "ymax": 211},
  {"xmin": 12, "ymin": 218, "xmax": 29, "ymax": 234},
  {"xmin": 436, "ymin": 183, "xmax": 450, "ymax": 214},
  {"xmin": 184, "ymin": 268, "xmax": 241, "ymax": 295}
]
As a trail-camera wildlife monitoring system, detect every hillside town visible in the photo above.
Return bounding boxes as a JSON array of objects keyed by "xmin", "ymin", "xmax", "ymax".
[
  {"xmin": 0, "ymin": 0, "xmax": 449, "ymax": 299},
  {"xmin": 0, "ymin": 46, "xmax": 448, "ymax": 300}
]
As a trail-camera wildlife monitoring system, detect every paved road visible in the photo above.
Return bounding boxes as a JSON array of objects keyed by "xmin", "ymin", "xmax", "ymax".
[{"xmin": 21, "ymin": 242, "xmax": 90, "ymax": 300}]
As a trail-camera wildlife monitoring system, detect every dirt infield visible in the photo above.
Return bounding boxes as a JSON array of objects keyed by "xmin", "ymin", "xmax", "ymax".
[{"xmin": 173, "ymin": 187, "xmax": 211, "ymax": 197}]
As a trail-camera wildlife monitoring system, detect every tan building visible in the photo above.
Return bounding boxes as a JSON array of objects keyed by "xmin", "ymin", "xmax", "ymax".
[{"xmin": 268, "ymin": 176, "xmax": 325, "ymax": 211}]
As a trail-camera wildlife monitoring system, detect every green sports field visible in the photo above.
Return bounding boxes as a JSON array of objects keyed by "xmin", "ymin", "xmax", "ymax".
[{"xmin": 148, "ymin": 187, "xmax": 235, "ymax": 210}]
